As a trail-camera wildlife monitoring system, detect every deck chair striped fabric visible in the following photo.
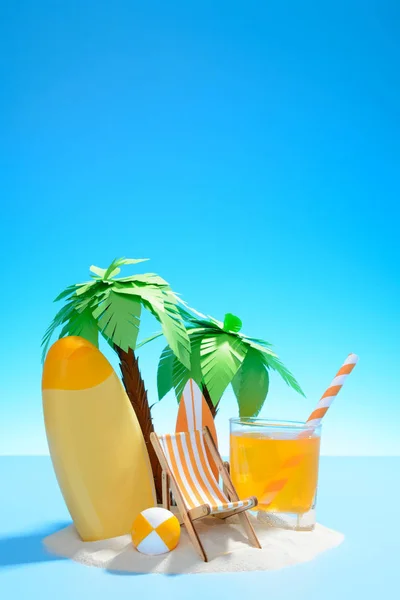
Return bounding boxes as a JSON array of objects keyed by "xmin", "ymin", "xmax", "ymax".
[
  {"xmin": 160, "ymin": 431, "xmax": 253, "ymax": 513},
  {"xmin": 151, "ymin": 427, "xmax": 261, "ymax": 562}
]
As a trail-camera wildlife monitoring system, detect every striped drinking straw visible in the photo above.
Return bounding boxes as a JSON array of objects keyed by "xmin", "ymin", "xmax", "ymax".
[
  {"xmin": 302, "ymin": 353, "xmax": 359, "ymax": 432},
  {"xmin": 259, "ymin": 353, "xmax": 359, "ymax": 507}
]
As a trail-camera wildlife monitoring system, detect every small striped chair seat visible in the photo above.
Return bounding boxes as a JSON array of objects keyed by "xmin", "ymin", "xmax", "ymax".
[{"xmin": 158, "ymin": 431, "xmax": 256, "ymax": 514}]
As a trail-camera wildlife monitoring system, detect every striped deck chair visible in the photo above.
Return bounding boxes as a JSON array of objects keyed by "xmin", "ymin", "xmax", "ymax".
[{"xmin": 150, "ymin": 426, "xmax": 261, "ymax": 562}]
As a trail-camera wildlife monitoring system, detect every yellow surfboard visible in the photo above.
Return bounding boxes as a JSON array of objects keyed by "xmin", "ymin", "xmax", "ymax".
[
  {"xmin": 175, "ymin": 379, "xmax": 219, "ymax": 480},
  {"xmin": 42, "ymin": 336, "xmax": 156, "ymax": 541}
]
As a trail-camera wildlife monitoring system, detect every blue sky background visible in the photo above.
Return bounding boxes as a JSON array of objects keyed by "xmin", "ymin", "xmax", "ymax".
[{"xmin": 1, "ymin": 1, "xmax": 399, "ymax": 456}]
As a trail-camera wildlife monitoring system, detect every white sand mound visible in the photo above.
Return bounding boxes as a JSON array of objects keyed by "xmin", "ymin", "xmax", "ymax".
[{"xmin": 43, "ymin": 513, "xmax": 344, "ymax": 574}]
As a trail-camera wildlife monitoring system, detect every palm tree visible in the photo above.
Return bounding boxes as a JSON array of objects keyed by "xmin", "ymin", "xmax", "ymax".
[
  {"xmin": 148, "ymin": 307, "xmax": 304, "ymax": 418},
  {"xmin": 42, "ymin": 257, "xmax": 191, "ymax": 501}
]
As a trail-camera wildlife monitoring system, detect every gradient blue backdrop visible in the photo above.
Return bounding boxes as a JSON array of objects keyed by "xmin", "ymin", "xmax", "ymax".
[{"xmin": 1, "ymin": 1, "xmax": 399, "ymax": 457}]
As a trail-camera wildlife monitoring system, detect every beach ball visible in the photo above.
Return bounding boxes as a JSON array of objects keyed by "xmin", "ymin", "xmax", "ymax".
[{"xmin": 131, "ymin": 507, "xmax": 181, "ymax": 555}]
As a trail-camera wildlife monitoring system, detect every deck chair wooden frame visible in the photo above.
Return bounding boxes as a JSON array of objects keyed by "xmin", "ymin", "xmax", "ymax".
[{"xmin": 150, "ymin": 426, "xmax": 261, "ymax": 562}]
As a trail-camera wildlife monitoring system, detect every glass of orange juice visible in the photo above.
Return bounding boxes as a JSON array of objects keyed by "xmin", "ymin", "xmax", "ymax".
[{"xmin": 230, "ymin": 418, "xmax": 322, "ymax": 531}]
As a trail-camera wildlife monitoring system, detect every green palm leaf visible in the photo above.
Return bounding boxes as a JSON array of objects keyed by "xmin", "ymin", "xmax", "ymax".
[
  {"xmin": 89, "ymin": 265, "xmax": 107, "ymax": 278},
  {"xmin": 261, "ymin": 354, "xmax": 305, "ymax": 397},
  {"xmin": 92, "ymin": 289, "xmax": 142, "ymax": 352},
  {"xmin": 200, "ymin": 333, "xmax": 248, "ymax": 405},
  {"xmin": 171, "ymin": 353, "xmax": 192, "ymax": 402},
  {"xmin": 102, "ymin": 257, "xmax": 149, "ymax": 280},
  {"xmin": 59, "ymin": 306, "xmax": 99, "ymax": 348},
  {"xmin": 136, "ymin": 331, "xmax": 164, "ymax": 348},
  {"xmin": 157, "ymin": 301, "xmax": 191, "ymax": 370},
  {"xmin": 243, "ymin": 338, "xmax": 277, "ymax": 357},
  {"xmin": 157, "ymin": 345, "xmax": 175, "ymax": 400},
  {"xmin": 136, "ymin": 290, "xmax": 191, "ymax": 369},
  {"xmin": 240, "ymin": 334, "xmax": 274, "ymax": 348},
  {"xmin": 157, "ymin": 334, "xmax": 203, "ymax": 401},
  {"xmin": 157, "ymin": 345, "xmax": 191, "ymax": 401},
  {"xmin": 41, "ymin": 301, "xmax": 76, "ymax": 361},
  {"xmin": 53, "ymin": 285, "xmax": 77, "ymax": 302},
  {"xmin": 232, "ymin": 347, "xmax": 269, "ymax": 417},
  {"xmin": 118, "ymin": 273, "xmax": 170, "ymax": 287}
]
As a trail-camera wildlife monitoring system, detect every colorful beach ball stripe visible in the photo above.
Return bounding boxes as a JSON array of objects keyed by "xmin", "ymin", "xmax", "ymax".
[{"xmin": 131, "ymin": 507, "xmax": 181, "ymax": 555}]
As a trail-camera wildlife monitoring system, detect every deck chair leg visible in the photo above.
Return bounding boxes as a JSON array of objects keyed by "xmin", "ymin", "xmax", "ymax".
[
  {"xmin": 162, "ymin": 471, "xmax": 170, "ymax": 510},
  {"xmin": 238, "ymin": 511, "xmax": 262, "ymax": 549},
  {"xmin": 181, "ymin": 511, "xmax": 209, "ymax": 563},
  {"xmin": 170, "ymin": 482, "xmax": 208, "ymax": 562}
]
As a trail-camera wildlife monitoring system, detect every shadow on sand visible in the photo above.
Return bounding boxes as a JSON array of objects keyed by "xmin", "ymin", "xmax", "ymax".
[{"xmin": 0, "ymin": 522, "xmax": 71, "ymax": 569}]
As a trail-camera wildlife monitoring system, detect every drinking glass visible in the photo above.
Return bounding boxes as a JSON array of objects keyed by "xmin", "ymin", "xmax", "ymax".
[{"xmin": 230, "ymin": 418, "xmax": 322, "ymax": 531}]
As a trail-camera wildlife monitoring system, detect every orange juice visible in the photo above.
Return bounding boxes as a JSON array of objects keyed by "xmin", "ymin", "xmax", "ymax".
[{"xmin": 230, "ymin": 431, "xmax": 320, "ymax": 514}]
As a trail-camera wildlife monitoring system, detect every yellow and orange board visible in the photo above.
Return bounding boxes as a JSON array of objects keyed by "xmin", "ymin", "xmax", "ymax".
[
  {"xmin": 175, "ymin": 379, "xmax": 219, "ymax": 480},
  {"xmin": 42, "ymin": 336, "xmax": 156, "ymax": 541}
]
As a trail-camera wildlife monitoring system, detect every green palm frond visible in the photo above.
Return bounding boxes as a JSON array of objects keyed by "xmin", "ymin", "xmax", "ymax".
[
  {"xmin": 152, "ymin": 308, "xmax": 304, "ymax": 415},
  {"xmin": 157, "ymin": 345, "xmax": 175, "ymax": 400},
  {"xmin": 260, "ymin": 353, "xmax": 305, "ymax": 397},
  {"xmin": 117, "ymin": 273, "xmax": 170, "ymax": 287},
  {"xmin": 102, "ymin": 257, "xmax": 149, "ymax": 280},
  {"xmin": 232, "ymin": 347, "xmax": 269, "ymax": 417},
  {"xmin": 89, "ymin": 265, "xmax": 107, "ymax": 278},
  {"xmin": 136, "ymin": 331, "xmax": 164, "ymax": 349},
  {"xmin": 58, "ymin": 306, "xmax": 99, "ymax": 348},
  {"xmin": 42, "ymin": 258, "xmax": 191, "ymax": 371},
  {"xmin": 240, "ymin": 334, "xmax": 274, "ymax": 348},
  {"xmin": 157, "ymin": 333, "xmax": 203, "ymax": 402},
  {"xmin": 241, "ymin": 337, "xmax": 277, "ymax": 357},
  {"xmin": 92, "ymin": 289, "xmax": 142, "ymax": 352},
  {"xmin": 41, "ymin": 301, "xmax": 76, "ymax": 361},
  {"xmin": 200, "ymin": 333, "xmax": 248, "ymax": 405},
  {"xmin": 53, "ymin": 285, "xmax": 78, "ymax": 302}
]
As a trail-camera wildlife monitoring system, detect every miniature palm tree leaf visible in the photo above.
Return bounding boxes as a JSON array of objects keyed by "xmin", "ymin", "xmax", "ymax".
[
  {"xmin": 136, "ymin": 331, "xmax": 164, "ymax": 349},
  {"xmin": 172, "ymin": 355, "xmax": 192, "ymax": 401},
  {"xmin": 177, "ymin": 301, "xmax": 209, "ymax": 323},
  {"xmin": 157, "ymin": 346, "xmax": 175, "ymax": 400},
  {"xmin": 232, "ymin": 348, "xmax": 269, "ymax": 417},
  {"xmin": 261, "ymin": 354, "xmax": 306, "ymax": 397},
  {"xmin": 119, "ymin": 284, "xmax": 191, "ymax": 369},
  {"xmin": 59, "ymin": 307, "xmax": 99, "ymax": 348},
  {"xmin": 120, "ymin": 283, "xmax": 165, "ymax": 311},
  {"xmin": 118, "ymin": 273, "xmax": 170, "ymax": 287},
  {"xmin": 208, "ymin": 315, "xmax": 224, "ymax": 328},
  {"xmin": 103, "ymin": 257, "xmax": 149, "ymax": 280},
  {"xmin": 95, "ymin": 257, "xmax": 147, "ymax": 281},
  {"xmin": 173, "ymin": 332, "xmax": 203, "ymax": 401},
  {"xmin": 157, "ymin": 333, "xmax": 202, "ymax": 401},
  {"xmin": 223, "ymin": 313, "xmax": 242, "ymax": 332},
  {"xmin": 141, "ymin": 297, "xmax": 190, "ymax": 367},
  {"xmin": 41, "ymin": 301, "xmax": 77, "ymax": 360},
  {"xmin": 93, "ymin": 289, "xmax": 142, "ymax": 352},
  {"xmin": 243, "ymin": 338, "xmax": 277, "ymax": 357},
  {"xmin": 75, "ymin": 281, "xmax": 99, "ymax": 296},
  {"xmin": 89, "ymin": 265, "xmax": 107, "ymax": 278},
  {"xmin": 200, "ymin": 334, "xmax": 248, "ymax": 405},
  {"xmin": 158, "ymin": 304, "xmax": 191, "ymax": 370},
  {"xmin": 53, "ymin": 285, "xmax": 78, "ymax": 302},
  {"xmin": 240, "ymin": 334, "xmax": 274, "ymax": 348}
]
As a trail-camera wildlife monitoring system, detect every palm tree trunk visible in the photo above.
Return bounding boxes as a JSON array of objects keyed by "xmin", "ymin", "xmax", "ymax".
[
  {"xmin": 115, "ymin": 346, "xmax": 162, "ymax": 503},
  {"xmin": 202, "ymin": 383, "xmax": 219, "ymax": 418}
]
